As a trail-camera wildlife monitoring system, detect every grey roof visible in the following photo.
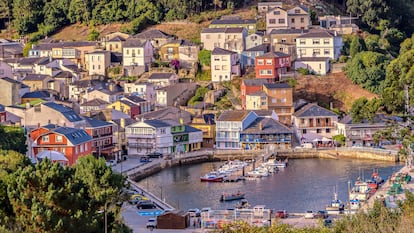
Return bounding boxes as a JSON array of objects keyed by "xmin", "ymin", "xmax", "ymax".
[
  {"xmin": 269, "ymin": 29, "xmax": 309, "ymax": 34},
  {"xmin": 148, "ymin": 72, "xmax": 175, "ymax": 80},
  {"xmin": 123, "ymin": 39, "xmax": 147, "ymax": 48},
  {"xmin": 22, "ymin": 91, "xmax": 50, "ymax": 99},
  {"xmin": 210, "ymin": 19, "xmax": 256, "ymax": 25},
  {"xmin": 43, "ymin": 102, "xmax": 83, "ymax": 122},
  {"xmin": 112, "ymin": 118, "xmax": 136, "ymax": 128},
  {"xmin": 242, "ymin": 78, "xmax": 271, "ymax": 86},
  {"xmin": 252, "ymin": 110, "xmax": 274, "ymax": 117},
  {"xmin": 80, "ymin": 98, "xmax": 109, "ymax": 106},
  {"xmin": 124, "ymin": 95, "xmax": 146, "ymax": 103},
  {"xmin": 338, "ymin": 114, "xmax": 400, "ymax": 125},
  {"xmin": 244, "ymin": 44, "xmax": 268, "ymax": 52},
  {"xmin": 83, "ymin": 117, "xmax": 113, "ymax": 128},
  {"xmin": 242, "ymin": 117, "xmax": 292, "ymax": 134},
  {"xmin": 201, "ymin": 28, "xmax": 245, "ymax": 34},
  {"xmin": 41, "ymin": 124, "xmax": 92, "ymax": 145},
  {"xmin": 139, "ymin": 106, "xmax": 192, "ymax": 124},
  {"xmin": 293, "ymin": 103, "xmax": 337, "ymax": 118},
  {"xmin": 184, "ymin": 125, "xmax": 202, "ymax": 133},
  {"xmin": 295, "ymin": 57, "xmax": 330, "ymax": 62},
  {"xmin": 33, "ymin": 41, "xmax": 96, "ymax": 50},
  {"xmin": 257, "ymin": 51, "xmax": 289, "ymax": 58},
  {"xmin": 144, "ymin": 119, "xmax": 171, "ymax": 128},
  {"xmin": 108, "ymin": 36, "xmax": 126, "ymax": 42},
  {"xmin": 71, "ymin": 79, "xmax": 106, "ymax": 89},
  {"xmin": 217, "ymin": 110, "xmax": 251, "ymax": 121},
  {"xmin": 18, "ymin": 57, "xmax": 46, "ymax": 66},
  {"xmin": 212, "ymin": 47, "xmax": 236, "ymax": 55},
  {"xmin": 62, "ymin": 64, "xmax": 85, "ymax": 73},
  {"xmin": 263, "ymin": 83, "xmax": 291, "ymax": 89},
  {"xmin": 297, "ymin": 30, "xmax": 336, "ymax": 39},
  {"xmin": 248, "ymin": 90, "xmax": 267, "ymax": 97},
  {"xmin": 86, "ymin": 50, "xmax": 111, "ymax": 55},
  {"xmin": 1, "ymin": 77, "xmax": 20, "ymax": 84},
  {"xmin": 23, "ymin": 74, "xmax": 50, "ymax": 81},
  {"xmin": 54, "ymin": 71, "xmax": 73, "ymax": 79},
  {"xmin": 134, "ymin": 29, "xmax": 174, "ymax": 40},
  {"xmin": 119, "ymin": 99, "xmax": 137, "ymax": 107},
  {"xmin": 164, "ymin": 39, "xmax": 197, "ymax": 47}
]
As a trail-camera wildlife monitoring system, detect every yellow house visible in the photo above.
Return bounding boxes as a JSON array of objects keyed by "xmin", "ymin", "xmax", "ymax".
[
  {"xmin": 159, "ymin": 40, "xmax": 180, "ymax": 61},
  {"xmin": 107, "ymin": 99, "xmax": 139, "ymax": 119},
  {"xmin": 190, "ymin": 114, "xmax": 216, "ymax": 148}
]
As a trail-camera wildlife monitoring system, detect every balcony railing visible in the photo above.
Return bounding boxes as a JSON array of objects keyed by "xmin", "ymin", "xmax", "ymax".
[
  {"xmin": 92, "ymin": 132, "xmax": 112, "ymax": 138},
  {"xmin": 127, "ymin": 142, "xmax": 154, "ymax": 148}
]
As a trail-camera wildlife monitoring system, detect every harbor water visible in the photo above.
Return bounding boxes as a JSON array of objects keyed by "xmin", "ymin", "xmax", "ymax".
[{"xmin": 137, "ymin": 158, "xmax": 403, "ymax": 212}]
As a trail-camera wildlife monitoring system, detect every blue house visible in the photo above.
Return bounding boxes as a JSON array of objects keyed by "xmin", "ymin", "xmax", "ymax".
[{"xmin": 241, "ymin": 44, "xmax": 268, "ymax": 69}]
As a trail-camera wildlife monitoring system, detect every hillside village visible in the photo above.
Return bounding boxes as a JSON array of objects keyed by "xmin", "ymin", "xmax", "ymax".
[{"xmin": 0, "ymin": 1, "xmax": 400, "ymax": 165}]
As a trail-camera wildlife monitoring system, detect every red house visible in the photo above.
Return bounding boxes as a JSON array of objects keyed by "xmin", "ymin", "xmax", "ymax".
[
  {"xmin": 240, "ymin": 79, "xmax": 272, "ymax": 110},
  {"xmin": 30, "ymin": 124, "xmax": 93, "ymax": 165},
  {"xmin": 83, "ymin": 117, "xmax": 116, "ymax": 158},
  {"xmin": 255, "ymin": 52, "xmax": 291, "ymax": 81},
  {"xmin": 0, "ymin": 104, "xmax": 6, "ymax": 123}
]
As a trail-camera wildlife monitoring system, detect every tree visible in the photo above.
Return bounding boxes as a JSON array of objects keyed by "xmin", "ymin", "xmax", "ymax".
[
  {"xmin": 346, "ymin": 0, "xmax": 390, "ymax": 31},
  {"xmin": 198, "ymin": 49, "xmax": 211, "ymax": 66},
  {"xmin": 350, "ymin": 36, "xmax": 367, "ymax": 57},
  {"xmin": 344, "ymin": 51, "xmax": 389, "ymax": 94},
  {"xmin": 382, "ymin": 49, "xmax": 414, "ymax": 114},
  {"xmin": 87, "ymin": 26, "xmax": 100, "ymax": 41},
  {"xmin": 350, "ymin": 97, "xmax": 368, "ymax": 123},
  {"xmin": 12, "ymin": 0, "xmax": 44, "ymax": 35},
  {"xmin": 0, "ymin": 126, "xmax": 27, "ymax": 154}
]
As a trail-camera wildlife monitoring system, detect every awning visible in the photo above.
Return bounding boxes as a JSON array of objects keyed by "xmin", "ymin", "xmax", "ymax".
[{"xmin": 37, "ymin": 150, "xmax": 68, "ymax": 162}]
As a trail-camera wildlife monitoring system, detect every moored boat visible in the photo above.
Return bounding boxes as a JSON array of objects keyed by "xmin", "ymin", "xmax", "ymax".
[
  {"xmin": 235, "ymin": 199, "xmax": 250, "ymax": 209},
  {"xmin": 220, "ymin": 191, "xmax": 246, "ymax": 201},
  {"xmin": 326, "ymin": 188, "xmax": 345, "ymax": 214},
  {"xmin": 200, "ymin": 173, "xmax": 224, "ymax": 182}
]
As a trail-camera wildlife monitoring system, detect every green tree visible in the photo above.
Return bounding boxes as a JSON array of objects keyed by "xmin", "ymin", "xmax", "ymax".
[
  {"xmin": 350, "ymin": 97, "xmax": 368, "ymax": 123},
  {"xmin": 87, "ymin": 26, "xmax": 100, "ymax": 41},
  {"xmin": 350, "ymin": 36, "xmax": 367, "ymax": 57},
  {"xmin": 12, "ymin": 0, "xmax": 44, "ymax": 35},
  {"xmin": 198, "ymin": 49, "xmax": 211, "ymax": 66},
  {"xmin": 344, "ymin": 51, "xmax": 389, "ymax": 94},
  {"xmin": 346, "ymin": 0, "xmax": 389, "ymax": 31},
  {"xmin": 382, "ymin": 49, "xmax": 414, "ymax": 114},
  {"xmin": 332, "ymin": 134, "xmax": 346, "ymax": 146},
  {"xmin": 0, "ymin": 126, "xmax": 27, "ymax": 154}
]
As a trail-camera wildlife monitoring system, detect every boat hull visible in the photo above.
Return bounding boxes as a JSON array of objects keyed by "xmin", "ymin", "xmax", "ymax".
[
  {"xmin": 200, "ymin": 177, "xmax": 223, "ymax": 182},
  {"xmin": 220, "ymin": 193, "xmax": 245, "ymax": 201}
]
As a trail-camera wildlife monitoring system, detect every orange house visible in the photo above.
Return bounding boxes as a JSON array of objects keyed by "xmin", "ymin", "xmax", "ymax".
[
  {"xmin": 83, "ymin": 117, "xmax": 116, "ymax": 158},
  {"xmin": 30, "ymin": 124, "xmax": 93, "ymax": 165}
]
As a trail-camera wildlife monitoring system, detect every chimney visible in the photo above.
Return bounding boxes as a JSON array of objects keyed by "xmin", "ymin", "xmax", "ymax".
[
  {"xmin": 120, "ymin": 118, "xmax": 125, "ymax": 129},
  {"xmin": 259, "ymin": 122, "xmax": 263, "ymax": 131}
]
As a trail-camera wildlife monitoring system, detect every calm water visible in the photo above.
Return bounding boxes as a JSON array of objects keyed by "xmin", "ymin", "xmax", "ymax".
[{"xmin": 137, "ymin": 158, "xmax": 403, "ymax": 212}]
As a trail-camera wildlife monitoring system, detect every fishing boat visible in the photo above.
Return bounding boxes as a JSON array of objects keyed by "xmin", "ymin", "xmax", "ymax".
[
  {"xmin": 200, "ymin": 172, "xmax": 224, "ymax": 182},
  {"xmin": 274, "ymin": 158, "xmax": 288, "ymax": 168},
  {"xmin": 349, "ymin": 181, "xmax": 371, "ymax": 202},
  {"xmin": 326, "ymin": 187, "xmax": 345, "ymax": 214},
  {"xmin": 220, "ymin": 191, "xmax": 246, "ymax": 201}
]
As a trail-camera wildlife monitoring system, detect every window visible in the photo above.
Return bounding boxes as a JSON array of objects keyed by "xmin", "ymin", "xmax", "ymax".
[
  {"xmin": 326, "ymin": 129, "xmax": 331, "ymax": 133},
  {"xmin": 324, "ymin": 49, "xmax": 330, "ymax": 55},
  {"xmin": 281, "ymin": 98, "xmax": 287, "ymax": 103},
  {"xmin": 299, "ymin": 39, "xmax": 305, "ymax": 45},
  {"xmin": 278, "ymin": 19, "xmax": 285, "ymax": 24},
  {"xmin": 269, "ymin": 19, "xmax": 276, "ymax": 24},
  {"xmin": 167, "ymin": 47, "xmax": 173, "ymax": 53},
  {"xmin": 98, "ymin": 65, "xmax": 101, "ymax": 69},
  {"xmin": 302, "ymin": 129, "xmax": 307, "ymax": 134},
  {"xmin": 295, "ymin": 9, "xmax": 300, "ymax": 14},
  {"xmin": 260, "ymin": 70, "xmax": 266, "ymax": 75},
  {"xmin": 317, "ymin": 129, "xmax": 322, "ymax": 133},
  {"xmin": 92, "ymin": 65, "xmax": 95, "ymax": 70},
  {"xmin": 324, "ymin": 39, "xmax": 330, "ymax": 44},
  {"xmin": 266, "ymin": 59, "xmax": 273, "ymax": 65},
  {"xmin": 273, "ymin": 11, "xmax": 280, "ymax": 15},
  {"xmin": 272, "ymin": 98, "xmax": 276, "ymax": 103},
  {"xmin": 313, "ymin": 49, "xmax": 320, "ymax": 55},
  {"xmin": 56, "ymin": 135, "xmax": 62, "ymax": 142},
  {"xmin": 312, "ymin": 39, "xmax": 320, "ymax": 45},
  {"xmin": 300, "ymin": 17, "xmax": 304, "ymax": 23},
  {"xmin": 281, "ymin": 38, "xmax": 287, "ymax": 43},
  {"xmin": 126, "ymin": 49, "xmax": 129, "ymax": 55},
  {"xmin": 42, "ymin": 135, "xmax": 49, "ymax": 142},
  {"xmin": 214, "ymin": 65, "xmax": 220, "ymax": 70},
  {"xmin": 0, "ymin": 69, "xmax": 4, "ymax": 75},
  {"xmin": 257, "ymin": 59, "xmax": 264, "ymax": 65},
  {"xmin": 291, "ymin": 18, "xmax": 295, "ymax": 23},
  {"xmin": 266, "ymin": 70, "xmax": 272, "ymax": 75}
]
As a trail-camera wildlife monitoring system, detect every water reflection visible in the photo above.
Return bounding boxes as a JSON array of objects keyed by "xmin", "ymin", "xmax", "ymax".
[{"xmin": 137, "ymin": 158, "xmax": 403, "ymax": 212}]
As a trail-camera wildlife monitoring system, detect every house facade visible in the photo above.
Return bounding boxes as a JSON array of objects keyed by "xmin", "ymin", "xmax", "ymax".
[
  {"xmin": 84, "ymin": 50, "xmax": 111, "ymax": 76},
  {"xmin": 123, "ymin": 82, "xmax": 156, "ymax": 102},
  {"xmin": 147, "ymin": 72, "xmax": 179, "ymax": 88},
  {"xmin": 0, "ymin": 77, "xmax": 22, "ymax": 106},
  {"xmin": 200, "ymin": 28, "xmax": 247, "ymax": 53},
  {"xmin": 209, "ymin": 17, "xmax": 257, "ymax": 34},
  {"xmin": 22, "ymin": 74, "xmax": 52, "ymax": 91},
  {"xmin": 80, "ymin": 98, "xmax": 109, "ymax": 114},
  {"xmin": 190, "ymin": 114, "xmax": 216, "ymax": 148},
  {"xmin": 211, "ymin": 47, "xmax": 240, "ymax": 82},
  {"xmin": 0, "ymin": 61, "xmax": 13, "ymax": 78},
  {"xmin": 83, "ymin": 117, "xmax": 116, "ymax": 158},
  {"xmin": 241, "ymin": 79, "xmax": 272, "ymax": 110},
  {"xmin": 241, "ymin": 44, "xmax": 268, "ymax": 69},
  {"xmin": 159, "ymin": 39, "xmax": 199, "ymax": 65},
  {"xmin": 292, "ymin": 103, "xmax": 338, "ymax": 143},
  {"xmin": 269, "ymin": 29, "xmax": 308, "ymax": 58},
  {"xmin": 134, "ymin": 29, "xmax": 175, "ymax": 48},
  {"xmin": 266, "ymin": 6, "xmax": 310, "ymax": 33},
  {"xmin": 296, "ymin": 30, "xmax": 343, "ymax": 60},
  {"xmin": 122, "ymin": 39, "xmax": 154, "ymax": 76},
  {"xmin": 216, "ymin": 111, "xmax": 258, "ymax": 149},
  {"xmin": 240, "ymin": 117, "xmax": 292, "ymax": 150},
  {"xmin": 29, "ymin": 124, "xmax": 92, "ymax": 165},
  {"xmin": 262, "ymin": 83, "xmax": 294, "ymax": 125},
  {"xmin": 255, "ymin": 52, "xmax": 291, "ymax": 80}
]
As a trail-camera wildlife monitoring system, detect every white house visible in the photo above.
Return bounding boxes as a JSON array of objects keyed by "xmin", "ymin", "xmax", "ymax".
[
  {"xmin": 84, "ymin": 50, "xmax": 111, "ymax": 76},
  {"xmin": 123, "ymin": 82, "xmax": 156, "ymax": 103},
  {"xmin": 211, "ymin": 47, "xmax": 240, "ymax": 82},
  {"xmin": 122, "ymin": 39, "xmax": 153, "ymax": 76}
]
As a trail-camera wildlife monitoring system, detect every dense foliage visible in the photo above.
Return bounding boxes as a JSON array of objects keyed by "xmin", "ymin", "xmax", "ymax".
[
  {"xmin": 0, "ymin": 0, "xmax": 248, "ymax": 37},
  {"xmin": 0, "ymin": 126, "xmax": 27, "ymax": 154},
  {"xmin": 0, "ymin": 153, "xmax": 128, "ymax": 233}
]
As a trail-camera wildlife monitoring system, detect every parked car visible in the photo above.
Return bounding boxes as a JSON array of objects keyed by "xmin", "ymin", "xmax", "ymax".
[
  {"xmin": 106, "ymin": 160, "xmax": 117, "ymax": 167},
  {"xmin": 187, "ymin": 208, "xmax": 201, "ymax": 217},
  {"xmin": 304, "ymin": 210, "xmax": 314, "ymax": 219},
  {"xmin": 147, "ymin": 152, "xmax": 163, "ymax": 158},
  {"xmin": 146, "ymin": 217, "xmax": 157, "ymax": 229},
  {"xmin": 275, "ymin": 210, "xmax": 288, "ymax": 218},
  {"xmin": 131, "ymin": 194, "xmax": 149, "ymax": 201},
  {"xmin": 315, "ymin": 210, "xmax": 328, "ymax": 219},
  {"xmin": 140, "ymin": 156, "xmax": 151, "ymax": 163},
  {"xmin": 324, "ymin": 219, "xmax": 333, "ymax": 227},
  {"xmin": 136, "ymin": 200, "xmax": 156, "ymax": 209}
]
